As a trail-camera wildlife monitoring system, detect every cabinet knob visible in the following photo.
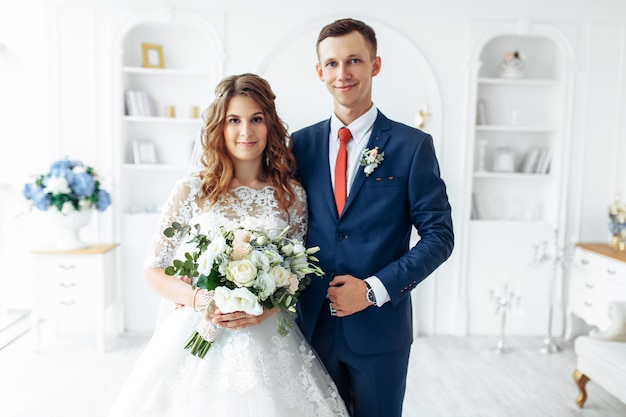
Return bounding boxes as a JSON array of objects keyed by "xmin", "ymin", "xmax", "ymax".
[
  {"xmin": 59, "ymin": 282, "xmax": 76, "ymax": 289},
  {"xmin": 580, "ymin": 259, "xmax": 589, "ymax": 265},
  {"xmin": 606, "ymin": 269, "xmax": 616, "ymax": 275},
  {"xmin": 58, "ymin": 264, "xmax": 76, "ymax": 270},
  {"xmin": 584, "ymin": 301, "xmax": 593, "ymax": 308},
  {"xmin": 59, "ymin": 300, "xmax": 76, "ymax": 306},
  {"xmin": 584, "ymin": 282, "xmax": 594, "ymax": 289}
]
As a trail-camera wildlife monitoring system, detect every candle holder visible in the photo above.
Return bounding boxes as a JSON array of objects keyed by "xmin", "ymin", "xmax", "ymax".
[
  {"xmin": 532, "ymin": 229, "xmax": 569, "ymax": 354},
  {"xmin": 490, "ymin": 284, "xmax": 521, "ymax": 354}
]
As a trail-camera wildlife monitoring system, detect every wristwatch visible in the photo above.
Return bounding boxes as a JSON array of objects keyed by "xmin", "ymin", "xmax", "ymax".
[{"xmin": 365, "ymin": 281, "xmax": 377, "ymax": 306}]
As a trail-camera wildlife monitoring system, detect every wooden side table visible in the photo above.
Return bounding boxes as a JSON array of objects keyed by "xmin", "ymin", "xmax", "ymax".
[{"xmin": 30, "ymin": 243, "xmax": 121, "ymax": 352}]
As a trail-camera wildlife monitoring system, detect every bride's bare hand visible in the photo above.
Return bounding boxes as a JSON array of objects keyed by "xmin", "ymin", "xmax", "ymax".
[{"xmin": 210, "ymin": 307, "xmax": 278, "ymax": 330}]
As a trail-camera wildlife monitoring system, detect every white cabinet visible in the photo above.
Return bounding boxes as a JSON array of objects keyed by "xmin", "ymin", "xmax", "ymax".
[
  {"xmin": 112, "ymin": 13, "xmax": 224, "ymax": 332},
  {"xmin": 460, "ymin": 21, "xmax": 576, "ymax": 335},
  {"xmin": 566, "ymin": 243, "xmax": 626, "ymax": 338},
  {"xmin": 30, "ymin": 244, "xmax": 120, "ymax": 352}
]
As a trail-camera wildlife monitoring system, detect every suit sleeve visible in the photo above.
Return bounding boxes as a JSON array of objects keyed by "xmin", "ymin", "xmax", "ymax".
[{"xmin": 375, "ymin": 134, "xmax": 454, "ymax": 303}]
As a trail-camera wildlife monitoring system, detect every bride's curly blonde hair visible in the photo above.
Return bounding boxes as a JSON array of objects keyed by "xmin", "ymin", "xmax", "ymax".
[{"xmin": 198, "ymin": 73, "xmax": 298, "ymax": 213}]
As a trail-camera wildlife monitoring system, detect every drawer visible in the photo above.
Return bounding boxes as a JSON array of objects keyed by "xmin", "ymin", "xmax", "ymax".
[
  {"xmin": 39, "ymin": 281, "xmax": 92, "ymax": 317},
  {"xmin": 34, "ymin": 255, "xmax": 98, "ymax": 277},
  {"xmin": 575, "ymin": 248, "xmax": 626, "ymax": 276},
  {"xmin": 569, "ymin": 294, "xmax": 611, "ymax": 330}
]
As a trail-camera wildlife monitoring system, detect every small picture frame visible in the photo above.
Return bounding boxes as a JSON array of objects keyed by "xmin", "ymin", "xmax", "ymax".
[
  {"xmin": 142, "ymin": 43, "xmax": 164, "ymax": 69},
  {"xmin": 133, "ymin": 140, "xmax": 157, "ymax": 164}
]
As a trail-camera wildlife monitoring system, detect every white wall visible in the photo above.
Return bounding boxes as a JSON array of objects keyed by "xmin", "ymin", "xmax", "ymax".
[{"xmin": 1, "ymin": 0, "xmax": 625, "ymax": 335}]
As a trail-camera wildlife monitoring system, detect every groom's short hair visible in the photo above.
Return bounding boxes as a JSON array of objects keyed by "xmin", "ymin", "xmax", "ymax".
[{"xmin": 316, "ymin": 18, "xmax": 378, "ymax": 59}]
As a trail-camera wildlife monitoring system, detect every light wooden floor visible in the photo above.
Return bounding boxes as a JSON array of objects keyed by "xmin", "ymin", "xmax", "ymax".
[{"xmin": 1, "ymin": 323, "xmax": 625, "ymax": 417}]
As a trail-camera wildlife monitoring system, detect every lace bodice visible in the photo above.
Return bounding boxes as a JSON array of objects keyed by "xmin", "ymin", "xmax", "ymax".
[{"xmin": 144, "ymin": 175, "xmax": 308, "ymax": 269}]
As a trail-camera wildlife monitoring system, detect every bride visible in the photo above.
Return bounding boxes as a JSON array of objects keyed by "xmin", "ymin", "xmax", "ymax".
[{"xmin": 107, "ymin": 73, "xmax": 348, "ymax": 417}]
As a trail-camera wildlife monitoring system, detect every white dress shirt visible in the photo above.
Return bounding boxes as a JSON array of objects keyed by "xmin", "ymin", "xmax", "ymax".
[{"xmin": 328, "ymin": 105, "xmax": 390, "ymax": 307}]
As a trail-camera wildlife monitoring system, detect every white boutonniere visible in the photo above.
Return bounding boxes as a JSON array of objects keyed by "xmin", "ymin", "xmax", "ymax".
[{"xmin": 359, "ymin": 147, "xmax": 384, "ymax": 177}]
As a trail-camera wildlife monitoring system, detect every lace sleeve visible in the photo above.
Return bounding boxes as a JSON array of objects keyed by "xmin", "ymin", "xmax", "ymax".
[
  {"xmin": 287, "ymin": 183, "xmax": 308, "ymax": 242},
  {"xmin": 143, "ymin": 176, "xmax": 201, "ymax": 269}
]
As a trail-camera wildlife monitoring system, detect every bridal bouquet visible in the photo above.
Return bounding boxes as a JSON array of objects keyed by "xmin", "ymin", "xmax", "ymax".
[{"xmin": 163, "ymin": 221, "xmax": 323, "ymax": 359}]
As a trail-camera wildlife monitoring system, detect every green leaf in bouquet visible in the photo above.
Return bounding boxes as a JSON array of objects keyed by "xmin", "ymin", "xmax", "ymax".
[{"xmin": 164, "ymin": 266, "xmax": 177, "ymax": 276}]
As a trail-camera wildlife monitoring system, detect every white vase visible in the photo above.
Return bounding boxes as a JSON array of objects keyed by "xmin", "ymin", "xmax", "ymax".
[{"xmin": 50, "ymin": 209, "xmax": 93, "ymax": 250}]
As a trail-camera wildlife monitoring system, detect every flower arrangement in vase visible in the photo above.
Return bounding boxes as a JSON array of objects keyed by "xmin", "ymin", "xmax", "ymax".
[{"xmin": 23, "ymin": 158, "xmax": 112, "ymax": 249}]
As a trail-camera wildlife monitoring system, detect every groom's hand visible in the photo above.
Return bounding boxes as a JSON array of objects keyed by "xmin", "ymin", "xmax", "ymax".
[{"xmin": 327, "ymin": 275, "xmax": 372, "ymax": 317}]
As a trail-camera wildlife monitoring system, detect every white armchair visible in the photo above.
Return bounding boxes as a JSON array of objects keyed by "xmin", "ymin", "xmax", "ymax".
[{"xmin": 573, "ymin": 302, "xmax": 626, "ymax": 407}]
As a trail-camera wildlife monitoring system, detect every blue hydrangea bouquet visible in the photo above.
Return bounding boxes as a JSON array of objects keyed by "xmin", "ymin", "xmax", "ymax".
[{"xmin": 23, "ymin": 159, "xmax": 112, "ymax": 215}]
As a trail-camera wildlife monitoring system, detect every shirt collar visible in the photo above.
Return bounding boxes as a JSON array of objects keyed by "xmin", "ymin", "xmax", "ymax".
[{"xmin": 330, "ymin": 105, "xmax": 378, "ymax": 145}]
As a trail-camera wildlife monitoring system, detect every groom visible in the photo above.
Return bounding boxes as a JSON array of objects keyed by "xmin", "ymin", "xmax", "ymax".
[{"xmin": 292, "ymin": 18, "xmax": 454, "ymax": 417}]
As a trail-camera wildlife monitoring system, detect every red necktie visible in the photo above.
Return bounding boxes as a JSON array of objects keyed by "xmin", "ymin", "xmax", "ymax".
[{"xmin": 334, "ymin": 127, "xmax": 352, "ymax": 216}]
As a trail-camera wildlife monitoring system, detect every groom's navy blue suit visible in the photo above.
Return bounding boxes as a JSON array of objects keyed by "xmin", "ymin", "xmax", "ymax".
[{"xmin": 293, "ymin": 110, "xmax": 454, "ymax": 415}]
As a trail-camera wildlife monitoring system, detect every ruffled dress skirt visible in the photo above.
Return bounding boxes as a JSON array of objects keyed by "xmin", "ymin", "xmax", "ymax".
[{"xmin": 107, "ymin": 307, "xmax": 348, "ymax": 417}]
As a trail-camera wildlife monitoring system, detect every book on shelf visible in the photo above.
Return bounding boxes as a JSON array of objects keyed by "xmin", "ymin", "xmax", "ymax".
[
  {"xmin": 535, "ymin": 148, "xmax": 552, "ymax": 174},
  {"xmin": 521, "ymin": 148, "xmax": 540, "ymax": 173},
  {"xmin": 124, "ymin": 90, "xmax": 156, "ymax": 117}
]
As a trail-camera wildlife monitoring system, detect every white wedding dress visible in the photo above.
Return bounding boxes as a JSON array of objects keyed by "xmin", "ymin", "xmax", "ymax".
[{"xmin": 107, "ymin": 175, "xmax": 348, "ymax": 417}]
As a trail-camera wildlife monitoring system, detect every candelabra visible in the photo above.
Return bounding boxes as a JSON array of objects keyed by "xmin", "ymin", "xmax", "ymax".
[
  {"xmin": 490, "ymin": 284, "xmax": 521, "ymax": 354},
  {"xmin": 532, "ymin": 229, "xmax": 568, "ymax": 354}
]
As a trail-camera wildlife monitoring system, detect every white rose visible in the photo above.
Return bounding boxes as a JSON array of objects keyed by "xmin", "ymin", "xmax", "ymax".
[
  {"xmin": 364, "ymin": 165, "xmax": 375, "ymax": 175},
  {"xmin": 226, "ymin": 259, "xmax": 257, "ymax": 287},
  {"xmin": 253, "ymin": 270, "xmax": 276, "ymax": 300},
  {"xmin": 213, "ymin": 286, "xmax": 263, "ymax": 315},
  {"xmin": 268, "ymin": 265, "xmax": 291, "ymax": 288},
  {"xmin": 206, "ymin": 235, "xmax": 227, "ymax": 259},
  {"xmin": 197, "ymin": 250, "xmax": 216, "ymax": 276},
  {"xmin": 44, "ymin": 176, "xmax": 71, "ymax": 195}
]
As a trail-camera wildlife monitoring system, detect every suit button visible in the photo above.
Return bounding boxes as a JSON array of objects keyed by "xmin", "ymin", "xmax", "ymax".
[{"xmin": 335, "ymin": 233, "xmax": 343, "ymax": 241}]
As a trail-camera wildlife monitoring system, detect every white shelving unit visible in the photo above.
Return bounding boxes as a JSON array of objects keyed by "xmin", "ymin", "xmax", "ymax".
[
  {"xmin": 460, "ymin": 21, "xmax": 576, "ymax": 336},
  {"xmin": 112, "ymin": 13, "xmax": 223, "ymax": 332}
]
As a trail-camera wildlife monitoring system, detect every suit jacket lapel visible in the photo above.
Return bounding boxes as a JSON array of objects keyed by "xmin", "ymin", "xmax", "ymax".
[
  {"xmin": 343, "ymin": 111, "xmax": 392, "ymax": 215},
  {"xmin": 315, "ymin": 120, "xmax": 339, "ymax": 220}
]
